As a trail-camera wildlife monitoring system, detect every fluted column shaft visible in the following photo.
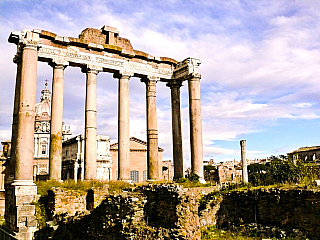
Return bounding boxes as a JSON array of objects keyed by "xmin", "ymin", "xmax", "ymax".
[
  {"xmin": 116, "ymin": 73, "xmax": 131, "ymax": 180},
  {"xmin": 145, "ymin": 78, "xmax": 159, "ymax": 180},
  {"xmin": 240, "ymin": 140, "xmax": 248, "ymax": 183},
  {"xmin": 188, "ymin": 74, "xmax": 204, "ymax": 178},
  {"xmin": 15, "ymin": 43, "xmax": 39, "ymax": 180},
  {"xmin": 84, "ymin": 68, "xmax": 99, "ymax": 180},
  {"xmin": 168, "ymin": 80, "xmax": 184, "ymax": 179},
  {"xmin": 49, "ymin": 61, "xmax": 67, "ymax": 180}
]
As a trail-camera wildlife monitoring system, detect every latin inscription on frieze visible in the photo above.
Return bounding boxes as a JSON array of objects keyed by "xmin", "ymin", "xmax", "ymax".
[
  {"xmin": 39, "ymin": 45, "xmax": 172, "ymax": 78},
  {"xmin": 40, "ymin": 47, "xmax": 61, "ymax": 55},
  {"xmin": 96, "ymin": 57, "xmax": 124, "ymax": 66},
  {"xmin": 65, "ymin": 52, "xmax": 92, "ymax": 60}
]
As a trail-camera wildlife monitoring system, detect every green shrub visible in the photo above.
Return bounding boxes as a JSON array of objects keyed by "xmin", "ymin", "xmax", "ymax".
[
  {"xmin": 248, "ymin": 155, "xmax": 320, "ymax": 188},
  {"xmin": 0, "ymin": 215, "xmax": 5, "ymax": 227}
]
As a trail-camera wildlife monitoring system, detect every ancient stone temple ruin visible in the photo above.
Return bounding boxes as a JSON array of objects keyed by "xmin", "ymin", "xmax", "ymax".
[{"xmin": 6, "ymin": 25, "xmax": 203, "ymax": 238}]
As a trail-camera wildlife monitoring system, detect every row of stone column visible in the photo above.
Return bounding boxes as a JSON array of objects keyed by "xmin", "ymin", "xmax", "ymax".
[
  {"xmin": 168, "ymin": 74, "xmax": 203, "ymax": 179},
  {"xmin": 10, "ymin": 42, "xmax": 204, "ymax": 182}
]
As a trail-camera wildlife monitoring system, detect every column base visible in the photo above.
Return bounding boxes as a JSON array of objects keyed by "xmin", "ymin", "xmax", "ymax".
[{"xmin": 5, "ymin": 180, "xmax": 39, "ymax": 240}]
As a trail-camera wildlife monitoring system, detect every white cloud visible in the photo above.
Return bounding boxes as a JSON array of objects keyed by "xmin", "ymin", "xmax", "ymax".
[{"xmin": 293, "ymin": 102, "xmax": 313, "ymax": 108}]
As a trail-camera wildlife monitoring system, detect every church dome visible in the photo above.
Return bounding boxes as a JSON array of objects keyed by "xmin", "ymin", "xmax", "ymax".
[{"xmin": 35, "ymin": 81, "xmax": 51, "ymax": 118}]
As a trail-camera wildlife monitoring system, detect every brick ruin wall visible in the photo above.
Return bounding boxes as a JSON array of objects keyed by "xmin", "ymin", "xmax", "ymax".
[
  {"xmin": 34, "ymin": 185, "xmax": 320, "ymax": 240},
  {"xmin": 36, "ymin": 184, "xmax": 201, "ymax": 240},
  {"xmin": 215, "ymin": 188, "xmax": 320, "ymax": 239}
]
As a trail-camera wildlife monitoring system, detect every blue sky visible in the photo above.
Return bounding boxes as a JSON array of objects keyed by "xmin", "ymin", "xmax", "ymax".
[{"xmin": 0, "ymin": 0, "xmax": 319, "ymax": 167}]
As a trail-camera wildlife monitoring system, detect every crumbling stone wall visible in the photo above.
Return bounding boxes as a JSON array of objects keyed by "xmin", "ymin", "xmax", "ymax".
[
  {"xmin": 34, "ymin": 185, "xmax": 320, "ymax": 240},
  {"xmin": 35, "ymin": 184, "xmax": 201, "ymax": 240},
  {"xmin": 47, "ymin": 187, "xmax": 108, "ymax": 219},
  {"xmin": 216, "ymin": 188, "xmax": 320, "ymax": 239}
]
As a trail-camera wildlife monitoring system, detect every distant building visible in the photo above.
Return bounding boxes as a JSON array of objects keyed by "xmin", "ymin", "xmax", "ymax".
[
  {"xmin": 288, "ymin": 146, "xmax": 320, "ymax": 164},
  {"xmin": 204, "ymin": 167, "xmax": 218, "ymax": 182},
  {"xmin": 62, "ymin": 136, "xmax": 168, "ymax": 182},
  {"xmin": 62, "ymin": 135, "xmax": 112, "ymax": 181},
  {"xmin": 110, "ymin": 137, "xmax": 164, "ymax": 183},
  {"xmin": 1, "ymin": 140, "xmax": 11, "ymax": 159},
  {"xmin": 217, "ymin": 165, "xmax": 242, "ymax": 183},
  {"xmin": 203, "ymin": 159, "xmax": 217, "ymax": 182},
  {"xmin": 162, "ymin": 160, "xmax": 174, "ymax": 181},
  {"xmin": 0, "ymin": 142, "xmax": 9, "ymax": 215},
  {"xmin": 204, "ymin": 159, "xmax": 242, "ymax": 184},
  {"xmin": 247, "ymin": 158, "xmax": 269, "ymax": 165}
]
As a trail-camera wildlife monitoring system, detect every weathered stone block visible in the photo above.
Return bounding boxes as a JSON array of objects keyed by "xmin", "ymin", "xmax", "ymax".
[
  {"xmin": 17, "ymin": 205, "xmax": 35, "ymax": 216},
  {"xmin": 14, "ymin": 185, "xmax": 37, "ymax": 196},
  {"xmin": 26, "ymin": 216, "xmax": 37, "ymax": 227}
]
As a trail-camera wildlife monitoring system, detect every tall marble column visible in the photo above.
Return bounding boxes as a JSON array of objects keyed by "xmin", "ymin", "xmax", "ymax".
[
  {"xmin": 7, "ymin": 30, "xmax": 41, "ymax": 240},
  {"xmin": 167, "ymin": 80, "xmax": 184, "ymax": 179},
  {"xmin": 114, "ymin": 71, "xmax": 132, "ymax": 180},
  {"xmin": 83, "ymin": 65, "xmax": 101, "ymax": 180},
  {"xmin": 240, "ymin": 140, "xmax": 248, "ymax": 183},
  {"xmin": 188, "ymin": 73, "xmax": 204, "ymax": 179},
  {"xmin": 49, "ymin": 59, "xmax": 68, "ymax": 180},
  {"xmin": 143, "ymin": 76, "xmax": 159, "ymax": 180},
  {"xmin": 15, "ymin": 41, "xmax": 39, "ymax": 181},
  {"xmin": 7, "ymin": 50, "xmax": 22, "ymax": 183}
]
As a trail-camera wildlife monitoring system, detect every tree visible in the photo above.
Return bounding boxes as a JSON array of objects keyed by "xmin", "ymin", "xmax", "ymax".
[
  {"xmin": 248, "ymin": 163, "xmax": 272, "ymax": 186},
  {"xmin": 204, "ymin": 165, "xmax": 216, "ymax": 172},
  {"xmin": 247, "ymin": 155, "xmax": 320, "ymax": 187}
]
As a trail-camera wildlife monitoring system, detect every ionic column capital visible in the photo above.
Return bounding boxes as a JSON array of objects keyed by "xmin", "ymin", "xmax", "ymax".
[
  {"xmin": 140, "ymin": 75, "xmax": 159, "ymax": 85},
  {"xmin": 49, "ymin": 58, "xmax": 69, "ymax": 69},
  {"xmin": 82, "ymin": 65, "xmax": 103, "ymax": 75},
  {"xmin": 20, "ymin": 39, "xmax": 42, "ymax": 51},
  {"xmin": 166, "ymin": 79, "xmax": 183, "ymax": 88},
  {"xmin": 113, "ymin": 69, "xmax": 134, "ymax": 80},
  {"xmin": 186, "ymin": 73, "xmax": 201, "ymax": 81},
  {"xmin": 145, "ymin": 80, "xmax": 157, "ymax": 98}
]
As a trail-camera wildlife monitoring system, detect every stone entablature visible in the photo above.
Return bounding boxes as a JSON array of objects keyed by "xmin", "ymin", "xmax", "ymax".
[
  {"xmin": 9, "ymin": 27, "xmax": 181, "ymax": 81},
  {"xmin": 9, "ymin": 26, "xmax": 203, "ymax": 82}
]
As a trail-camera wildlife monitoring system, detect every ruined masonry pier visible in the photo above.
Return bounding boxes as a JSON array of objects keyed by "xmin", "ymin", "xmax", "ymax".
[{"xmin": 6, "ymin": 26, "xmax": 204, "ymax": 238}]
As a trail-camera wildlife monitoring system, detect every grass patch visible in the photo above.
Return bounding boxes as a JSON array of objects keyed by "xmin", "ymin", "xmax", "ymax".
[
  {"xmin": 201, "ymin": 226, "xmax": 261, "ymax": 239},
  {"xmin": 36, "ymin": 180, "xmax": 106, "ymax": 196},
  {"xmin": 107, "ymin": 181, "xmax": 134, "ymax": 193},
  {"xmin": 36, "ymin": 180, "xmax": 134, "ymax": 197},
  {"xmin": 177, "ymin": 177, "xmax": 212, "ymax": 188}
]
